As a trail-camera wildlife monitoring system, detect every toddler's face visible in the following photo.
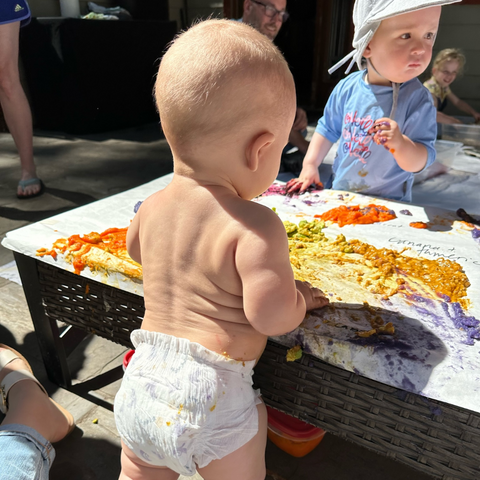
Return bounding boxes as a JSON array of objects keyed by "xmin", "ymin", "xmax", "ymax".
[
  {"xmin": 364, "ymin": 6, "xmax": 441, "ymax": 85},
  {"xmin": 433, "ymin": 59, "xmax": 459, "ymax": 88}
]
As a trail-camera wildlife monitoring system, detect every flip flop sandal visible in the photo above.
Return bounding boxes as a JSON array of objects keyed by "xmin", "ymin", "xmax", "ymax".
[
  {"xmin": 17, "ymin": 178, "xmax": 45, "ymax": 200},
  {"xmin": 0, "ymin": 345, "xmax": 75, "ymax": 440}
]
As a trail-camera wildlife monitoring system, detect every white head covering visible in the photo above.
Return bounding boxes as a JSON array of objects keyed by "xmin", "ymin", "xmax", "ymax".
[{"xmin": 328, "ymin": 0, "xmax": 462, "ymax": 75}]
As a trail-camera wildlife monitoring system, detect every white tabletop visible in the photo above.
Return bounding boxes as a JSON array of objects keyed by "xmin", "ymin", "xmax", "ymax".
[{"xmin": 3, "ymin": 172, "xmax": 480, "ymax": 413}]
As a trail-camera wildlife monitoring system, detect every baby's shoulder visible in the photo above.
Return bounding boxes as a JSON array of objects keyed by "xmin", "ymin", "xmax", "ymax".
[{"xmin": 236, "ymin": 201, "xmax": 288, "ymax": 245}]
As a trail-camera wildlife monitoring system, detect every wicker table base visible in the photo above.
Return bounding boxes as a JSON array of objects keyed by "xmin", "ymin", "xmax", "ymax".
[{"xmin": 16, "ymin": 255, "xmax": 480, "ymax": 479}]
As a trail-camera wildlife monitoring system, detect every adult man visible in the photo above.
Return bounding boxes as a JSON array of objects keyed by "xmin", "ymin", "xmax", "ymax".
[{"xmin": 242, "ymin": 0, "xmax": 310, "ymax": 157}]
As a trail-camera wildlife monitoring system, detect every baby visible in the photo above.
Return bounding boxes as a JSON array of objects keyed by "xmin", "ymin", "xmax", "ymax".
[
  {"xmin": 114, "ymin": 19, "xmax": 329, "ymax": 480},
  {"xmin": 287, "ymin": 0, "xmax": 460, "ymax": 202},
  {"xmin": 424, "ymin": 48, "xmax": 480, "ymax": 124}
]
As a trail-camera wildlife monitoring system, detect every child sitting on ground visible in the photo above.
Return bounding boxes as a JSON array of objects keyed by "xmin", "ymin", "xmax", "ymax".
[
  {"xmin": 114, "ymin": 19, "xmax": 329, "ymax": 480},
  {"xmin": 424, "ymin": 48, "xmax": 480, "ymax": 125},
  {"xmin": 287, "ymin": 0, "xmax": 460, "ymax": 201}
]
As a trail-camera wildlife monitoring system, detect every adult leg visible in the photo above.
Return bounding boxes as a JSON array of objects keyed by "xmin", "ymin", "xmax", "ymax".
[
  {"xmin": 118, "ymin": 441, "xmax": 179, "ymax": 480},
  {"xmin": 197, "ymin": 402, "xmax": 268, "ymax": 480},
  {"xmin": 0, "ymin": 345, "xmax": 74, "ymax": 480},
  {"xmin": 0, "ymin": 347, "xmax": 73, "ymax": 443},
  {"xmin": 0, "ymin": 21, "xmax": 39, "ymax": 197},
  {"xmin": 288, "ymin": 129, "xmax": 310, "ymax": 154}
]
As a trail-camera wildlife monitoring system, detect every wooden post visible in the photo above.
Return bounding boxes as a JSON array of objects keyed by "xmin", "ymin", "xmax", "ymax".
[{"xmin": 224, "ymin": 0, "xmax": 243, "ymax": 19}]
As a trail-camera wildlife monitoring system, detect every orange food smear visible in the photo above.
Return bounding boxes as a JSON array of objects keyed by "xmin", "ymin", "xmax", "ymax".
[
  {"xmin": 39, "ymin": 227, "xmax": 130, "ymax": 274},
  {"xmin": 409, "ymin": 222, "xmax": 428, "ymax": 229},
  {"xmin": 315, "ymin": 204, "xmax": 396, "ymax": 227}
]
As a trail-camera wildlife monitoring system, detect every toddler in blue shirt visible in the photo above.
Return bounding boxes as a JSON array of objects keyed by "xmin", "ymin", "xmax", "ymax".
[{"xmin": 287, "ymin": 0, "xmax": 460, "ymax": 202}]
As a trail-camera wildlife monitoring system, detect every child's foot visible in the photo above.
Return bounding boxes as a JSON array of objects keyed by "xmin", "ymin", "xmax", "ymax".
[{"xmin": 0, "ymin": 345, "xmax": 75, "ymax": 442}]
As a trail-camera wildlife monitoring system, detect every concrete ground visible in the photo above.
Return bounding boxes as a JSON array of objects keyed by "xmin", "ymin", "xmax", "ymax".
[{"xmin": 0, "ymin": 125, "xmax": 434, "ymax": 480}]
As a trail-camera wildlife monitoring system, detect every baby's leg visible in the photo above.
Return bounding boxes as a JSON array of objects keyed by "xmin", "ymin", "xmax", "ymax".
[
  {"xmin": 118, "ymin": 441, "xmax": 179, "ymax": 480},
  {"xmin": 197, "ymin": 402, "xmax": 268, "ymax": 480}
]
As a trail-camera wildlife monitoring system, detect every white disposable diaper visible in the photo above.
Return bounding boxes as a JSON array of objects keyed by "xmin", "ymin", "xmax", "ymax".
[{"xmin": 114, "ymin": 329, "xmax": 262, "ymax": 476}]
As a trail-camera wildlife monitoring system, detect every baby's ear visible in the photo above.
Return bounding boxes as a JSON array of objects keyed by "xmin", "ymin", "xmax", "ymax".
[
  {"xmin": 363, "ymin": 45, "xmax": 372, "ymax": 59},
  {"xmin": 245, "ymin": 132, "xmax": 275, "ymax": 172}
]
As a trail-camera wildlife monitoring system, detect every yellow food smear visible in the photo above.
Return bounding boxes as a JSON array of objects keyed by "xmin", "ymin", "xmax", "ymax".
[
  {"xmin": 284, "ymin": 219, "xmax": 471, "ymax": 312},
  {"xmin": 286, "ymin": 345, "xmax": 303, "ymax": 362}
]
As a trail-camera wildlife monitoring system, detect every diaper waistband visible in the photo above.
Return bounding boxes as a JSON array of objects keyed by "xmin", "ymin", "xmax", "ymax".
[{"xmin": 131, "ymin": 329, "xmax": 257, "ymax": 374}]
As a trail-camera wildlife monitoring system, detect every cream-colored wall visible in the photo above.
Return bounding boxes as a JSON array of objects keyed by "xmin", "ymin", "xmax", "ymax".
[{"xmin": 433, "ymin": 5, "xmax": 480, "ymax": 116}]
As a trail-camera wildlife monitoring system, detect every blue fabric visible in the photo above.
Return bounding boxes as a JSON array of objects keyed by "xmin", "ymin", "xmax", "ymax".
[
  {"xmin": 0, "ymin": 424, "xmax": 55, "ymax": 480},
  {"xmin": 0, "ymin": 0, "xmax": 31, "ymax": 27},
  {"xmin": 316, "ymin": 70, "xmax": 437, "ymax": 202}
]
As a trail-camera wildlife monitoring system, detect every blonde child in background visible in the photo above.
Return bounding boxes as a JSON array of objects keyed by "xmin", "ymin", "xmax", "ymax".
[
  {"xmin": 114, "ymin": 19, "xmax": 329, "ymax": 480},
  {"xmin": 287, "ymin": 0, "xmax": 460, "ymax": 201},
  {"xmin": 424, "ymin": 48, "xmax": 480, "ymax": 124}
]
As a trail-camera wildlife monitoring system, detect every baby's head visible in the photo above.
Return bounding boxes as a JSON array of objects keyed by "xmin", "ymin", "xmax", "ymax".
[
  {"xmin": 350, "ymin": 0, "xmax": 461, "ymax": 84},
  {"xmin": 155, "ymin": 19, "xmax": 295, "ymax": 166},
  {"xmin": 431, "ymin": 48, "xmax": 465, "ymax": 88}
]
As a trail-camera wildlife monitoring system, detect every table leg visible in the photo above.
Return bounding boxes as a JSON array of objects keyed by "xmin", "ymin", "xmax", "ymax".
[{"xmin": 14, "ymin": 252, "xmax": 72, "ymax": 388}]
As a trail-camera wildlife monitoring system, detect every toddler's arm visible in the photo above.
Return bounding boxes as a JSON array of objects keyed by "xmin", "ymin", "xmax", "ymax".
[
  {"xmin": 369, "ymin": 119, "xmax": 429, "ymax": 173},
  {"xmin": 448, "ymin": 91, "xmax": 480, "ymax": 123},
  {"xmin": 286, "ymin": 132, "xmax": 333, "ymax": 193},
  {"xmin": 436, "ymin": 111, "xmax": 463, "ymax": 124},
  {"xmin": 236, "ymin": 207, "xmax": 329, "ymax": 336}
]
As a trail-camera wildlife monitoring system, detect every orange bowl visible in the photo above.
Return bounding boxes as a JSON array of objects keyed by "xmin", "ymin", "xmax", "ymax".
[{"xmin": 266, "ymin": 406, "xmax": 325, "ymax": 457}]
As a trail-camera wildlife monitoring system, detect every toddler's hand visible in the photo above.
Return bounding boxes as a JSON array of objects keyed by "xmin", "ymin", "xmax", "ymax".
[
  {"xmin": 368, "ymin": 118, "xmax": 402, "ymax": 154},
  {"xmin": 286, "ymin": 164, "xmax": 321, "ymax": 194},
  {"xmin": 296, "ymin": 280, "xmax": 330, "ymax": 311}
]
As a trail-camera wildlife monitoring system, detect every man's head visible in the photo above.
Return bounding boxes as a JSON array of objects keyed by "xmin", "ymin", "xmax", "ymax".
[
  {"xmin": 242, "ymin": 0, "xmax": 288, "ymax": 41},
  {"xmin": 155, "ymin": 19, "xmax": 295, "ymax": 158}
]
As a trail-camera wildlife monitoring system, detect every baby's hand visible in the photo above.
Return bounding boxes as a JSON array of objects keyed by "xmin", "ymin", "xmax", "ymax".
[
  {"xmin": 368, "ymin": 118, "xmax": 402, "ymax": 154},
  {"xmin": 296, "ymin": 280, "xmax": 330, "ymax": 311},
  {"xmin": 286, "ymin": 164, "xmax": 321, "ymax": 194}
]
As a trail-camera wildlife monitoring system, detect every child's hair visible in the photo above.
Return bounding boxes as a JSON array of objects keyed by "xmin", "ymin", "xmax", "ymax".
[
  {"xmin": 154, "ymin": 19, "xmax": 293, "ymax": 149},
  {"xmin": 432, "ymin": 48, "xmax": 466, "ymax": 74}
]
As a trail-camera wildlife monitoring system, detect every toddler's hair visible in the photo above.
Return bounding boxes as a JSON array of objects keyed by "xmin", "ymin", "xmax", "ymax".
[
  {"xmin": 155, "ymin": 19, "xmax": 293, "ymax": 148},
  {"xmin": 432, "ymin": 48, "xmax": 466, "ymax": 74}
]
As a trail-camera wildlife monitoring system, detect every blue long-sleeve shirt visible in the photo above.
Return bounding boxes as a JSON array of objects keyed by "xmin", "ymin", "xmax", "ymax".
[{"xmin": 316, "ymin": 70, "xmax": 437, "ymax": 202}]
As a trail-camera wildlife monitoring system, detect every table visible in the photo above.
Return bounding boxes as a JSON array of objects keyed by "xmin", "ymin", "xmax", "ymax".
[{"xmin": 3, "ymin": 174, "xmax": 480, "ymax": 479}]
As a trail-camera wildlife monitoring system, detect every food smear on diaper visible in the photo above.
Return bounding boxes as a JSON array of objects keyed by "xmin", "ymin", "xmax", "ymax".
[{"xmin": 315, "ymin": 204, "xmax": 396, "ymax": 227}]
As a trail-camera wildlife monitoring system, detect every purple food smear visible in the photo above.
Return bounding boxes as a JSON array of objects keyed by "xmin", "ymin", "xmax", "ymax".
[
  {"xmin": 441, "ymin": 302, "xmax": 480, "ymax": 345},
  {"xmin": 472, "ymin": 228, "xmax": 480, "ymax": 244},
  {"xmin": 399, "ymin": 209, "xmax": 412, "ymax": 216},
  {"xmin": 259, "ymin": 183, "xmax": 324, "ymax": 199},
  {"xmin": 134, "ymin": 201, "xmax": 143, "ymax": 213}
]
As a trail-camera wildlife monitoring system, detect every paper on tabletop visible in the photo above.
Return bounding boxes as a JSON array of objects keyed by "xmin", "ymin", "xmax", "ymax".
[{"xmin": 2, "ymin": 173, "xmax": 480, "ymax": 414}]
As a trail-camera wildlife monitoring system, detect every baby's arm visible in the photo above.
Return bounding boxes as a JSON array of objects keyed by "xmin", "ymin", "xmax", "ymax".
[
  {"xmin": 286, "ymin": 132, "xmax": 333, "ymax": 193},
  {"xmin": 369, "ymin": 119, "xmax": 429, "ymax": 173},
  {"xmin": 448, "ymin": 91, "xmax": 480, "ymax": 122},
  {"xmin": 126, "ymin": 206, "xmax": 142, "ymax": 264},
  {"xmin": 236, "ymin": 207, "xmax": 328, "ymax": 336}
]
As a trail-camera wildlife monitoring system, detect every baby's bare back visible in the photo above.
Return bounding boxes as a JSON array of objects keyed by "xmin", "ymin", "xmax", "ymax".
[{"xmin": 128, "ymin": 182, "xmax": 273, "ymax": 362}]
